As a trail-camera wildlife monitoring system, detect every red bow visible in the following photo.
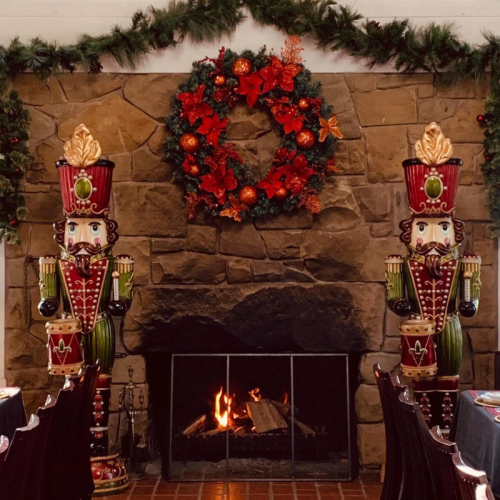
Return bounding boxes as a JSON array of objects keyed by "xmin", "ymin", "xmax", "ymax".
[
  {"xmin": 257, "ymin": 167, "xmax": 285, "ymax": 199},
  {"xmin": 177, "ymin": 84, "xmax": 214, "ymax": 126},
  {"xmin": 236, "ymin": 73, "xmax": 263, "ymax": 108},
  {"xmin": 260, "ymin": 56, "xmax": 302, "ymax": 93},
  {"xmin": 274, "ymin": 105, "xmax": 305, "ymax": 134},
  {"xmin": 197, "ymin": 113, "xmax": 228, "ymax": 147},
  {"xmin": 204, "ymin": 145, "xmax": 243, "ymax": 172},
  {"xmin": 200, "ymin": 164, "xmax": 238, "ymax": 204}
]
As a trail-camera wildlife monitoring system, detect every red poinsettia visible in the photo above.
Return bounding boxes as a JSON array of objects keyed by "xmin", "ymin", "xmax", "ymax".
[
  {"xmin": 260, "ymin": 56, "xmax": 302, "ymax": 93},
  {"xmin": 200, "ymin": 164, "xmax": 238, "ymax": 204},
  {"xmin": 182, "ymin": 154, "xmax": 197, "ymax": 173},
  {"xmin": 257, "ymin": 167, "xmax": 285, "ymax": 199},
  {"xmin": 278, "ymin": 154, "xmax": 316, "ymax": 196},
  {"xmin": 197, "ymin": 113, "xmax": 228, "ymax": 147},
  {"xmin": 274, "ymin": 105, "xmax": 305, "ymax": 134},
  {"xmin": 177, "ymin": 84, "xmax": 214, "ymax": 126},
  {"xmin": 236, "ymin": 73, "xmax": 263, "ymax": 108},
  {"xmin": 273, "ymin": 147, "xmax": 298, "ymax": 165}
]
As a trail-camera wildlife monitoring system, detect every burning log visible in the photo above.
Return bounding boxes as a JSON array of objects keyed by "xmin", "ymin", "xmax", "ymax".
[
  {"xmin": 234, "ymin": 426, "xmax": 247, "ymax": 436},
  {"xmin": 294, "ymin": 418, "xmax": 315, "ymax": 436},
  {"xmin": 246, "ymin": 399, "xmax": 288, "ymax": 433},
  {"xmin": 182, "ymin": 415, "xmax": 207, "ymax": 436}
]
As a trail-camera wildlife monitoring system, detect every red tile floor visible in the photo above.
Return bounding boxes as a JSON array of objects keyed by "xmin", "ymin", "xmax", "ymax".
[{"xmin": 99, "ymin": 474, "xmax": 382, "ymax": 500}]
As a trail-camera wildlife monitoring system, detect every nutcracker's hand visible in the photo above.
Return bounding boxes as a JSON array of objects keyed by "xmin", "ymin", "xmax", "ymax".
[
  {"xmin": 459, "ymin": 300, "xmax": 477, "ymax": 318},
  {"xmin": 38, "ymin": 298, "xmax": 58, "ymax": 317},
  {"xmin": 393, "ymin": 299, "xmax": 412, "ymax": 317},
  {"xmin": 108, "ymin": 300, "xmax": 128, "ymax": 317}
]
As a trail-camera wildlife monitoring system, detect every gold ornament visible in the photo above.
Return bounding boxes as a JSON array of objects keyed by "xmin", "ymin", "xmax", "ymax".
[
  {"xmin": 239, "ymin": 185, "xmax": 258, "ymax": 206},
  {"xmin": 295, "ymin": 129, "xmax": 315, "ymax": 149},
  {"xmin": 188, "ymin": 164, "xmax": 200, "ymax": 177},
  {"xmin": 415, "ymin": 122, "xmax": 453, "ymax": 166},
  {"xmin": 298, "ymin": 98, "xmax": 309, "ymax": 111},
  {"xmin": 281, "ymin": 35, "xmax": 305, "ymax": 65},
  {"xmin": 275, "ymin": 187, "xmax": 288, "ymax": 200},
  {"xmin": 180, "ymin": 133, "xmax": 200, "ymax": 153},
  {"xmin": 64, "ymin": 123, "xmax": 102, "ymax": 168},
  {"xmin": 232, "ymin": 58, "xmax": 252, "ymax": 77},
  {"xmin": 214, "ymin": 74, "xmax": 226, "ymax": 86}
]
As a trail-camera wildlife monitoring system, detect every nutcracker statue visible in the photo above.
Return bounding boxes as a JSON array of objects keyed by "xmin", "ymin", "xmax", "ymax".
[
  {"xmin": 38, "ymin": 124, "xmax": 134, "ymax": 496},
  {"xmin": 385, "ymin": 122, "xmax": 481, "ymax": 431}
]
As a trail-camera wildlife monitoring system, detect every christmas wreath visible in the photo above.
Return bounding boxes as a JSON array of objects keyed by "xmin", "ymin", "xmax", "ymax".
[{"xmin": 165, "ymin": 37, "xmax": 342, "ymax": 221}]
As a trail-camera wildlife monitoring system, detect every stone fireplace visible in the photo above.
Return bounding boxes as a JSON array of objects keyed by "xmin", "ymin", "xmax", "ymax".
[{"xmin": 4, "ymin": 72, "xmax": 497, "ymax": 470}]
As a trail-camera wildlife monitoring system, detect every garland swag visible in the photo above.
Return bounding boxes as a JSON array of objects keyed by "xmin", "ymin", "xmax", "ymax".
[{"xmin": 2, "ymin": 0, "xmax": 500, "ymax": 239}]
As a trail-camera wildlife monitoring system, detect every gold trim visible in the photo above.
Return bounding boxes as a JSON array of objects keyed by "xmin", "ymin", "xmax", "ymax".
[
  {"xmin": 49, "ymin": 362, "xmax": 84, "ymax": 376},
  {"xmin": 414, "ymin": 122, "xmax": 453, "ymax": 166},
  {"xmin": 64, "ymin": 124, "xmax": 102, "ymax": 168},
  {"xmin": 401, "ymin": 363, "xmax": 438, "ymax": 378}
]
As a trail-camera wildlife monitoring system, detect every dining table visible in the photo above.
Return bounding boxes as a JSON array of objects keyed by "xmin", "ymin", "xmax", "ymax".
[
  {"xmin": 451, "ymin": 390, "xmax": 500, "ymax": 498},
  {"xmin": 0, "ymin": 387, "xmax": 27, "ymax": 442}
]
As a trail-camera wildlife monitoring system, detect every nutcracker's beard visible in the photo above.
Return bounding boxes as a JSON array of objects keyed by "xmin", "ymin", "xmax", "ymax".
[
  {"xmin": 67, "ymin": 241, "xmax": 102, "ymax": 278},
  {"xmin": 415, "ymin": 242, "xmax": 451, "ymax": 279},
  {"xmin": 424, "ymin": 254, "xmax": 443, "ymax": 279}
]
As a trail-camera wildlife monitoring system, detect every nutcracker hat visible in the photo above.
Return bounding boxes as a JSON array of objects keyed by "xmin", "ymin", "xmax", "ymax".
[
  {"xmin": 403, "ymin": 122, "xmax": 462, "ymax": 216},
  {"xmin": 56, "ymin": 124, "xmax": 115, "ymax": 217}
]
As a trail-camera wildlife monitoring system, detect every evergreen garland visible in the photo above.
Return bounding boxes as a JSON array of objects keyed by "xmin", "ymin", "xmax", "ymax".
[{"xmin": 2, "ymin": 0, "xmax": 500, "ymax": 240}]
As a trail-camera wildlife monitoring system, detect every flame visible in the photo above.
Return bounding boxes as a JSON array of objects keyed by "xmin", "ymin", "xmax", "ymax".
[
  {"xmin": 249, "ymin": 388, "xmax": 262, "ymax": 401},
  {"xmin": 214, "ymin": 387, "xmax": 232, "ymax": 428},
  {"xmin": 283, "ymin": 392, "xmax": 289, "ymax": 405}
]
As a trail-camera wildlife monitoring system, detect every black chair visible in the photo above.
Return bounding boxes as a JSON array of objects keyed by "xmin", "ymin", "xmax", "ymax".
[
  {"xmin": 397, "ymin": 389, "xmax": 441, "ymax": 500},
  {"xmin": 0, "ymin": 414, "xmax": 40, "ymax": 500},
  {"xmin": 24, "ymin": 395, "xmax": 58, "ymax": 500},
  {"xmin": 373, "ymin": 364, "xmax": 405, "ymax": 500},
  {"xmin": 453, "ymin": 453, "xmax": 495, "ymax": 500}
]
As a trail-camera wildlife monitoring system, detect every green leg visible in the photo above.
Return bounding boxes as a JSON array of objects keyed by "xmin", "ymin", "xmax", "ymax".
[
  {"xmin": 83, "ymin": 317, "xmax": 115, "ymax": 375},
  {"xmin": 435, "ymin": 315, "xmax": 462, "ymax": 377}
]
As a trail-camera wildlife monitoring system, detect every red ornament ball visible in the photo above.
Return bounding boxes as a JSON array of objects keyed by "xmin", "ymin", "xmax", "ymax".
[
  {"xmin": 275, "ymin": 187, "xmax": 288, "ymax": 200},
  {"xmin": 239, "ymin": 185, "xmax": 258, "ymax": 206},
  {"xmin": 214, "ymin": 74, "xmax": 226, "ymax": 86},
  {"xmin": 295, "ymin": 129, "xmax": 316, "ymax": 149},
  {"xmin": 11, "ymin": 137, "xmax": 19, "ymax": 144},
  {"xmin": 477, "ymin": 114, "xmax": 485, "ymax": 123},
  {"xmin": 9, "ymin": 218, "xmax": 18, "ymax": 227},
  {"xmin": 15, "ymin": 167, "xmax": 20, "ymax": 174},
  {"xmin": 298, "ymin": 98, "xmax": 309, "ymax": 111},
  {"xmin": 232, "ymin": 58, "xmax": 252, "ymax": 77},
  {"xmin": 180, "ymin": 133, "xmax": 200, "ymax": 153},
  {"xmin": 485, "ymin": 154, "xmax": 493, "ymax": 162},
  {"xmin": 188, "ymin": 164, "xmax": 200, "ymax": 177}
]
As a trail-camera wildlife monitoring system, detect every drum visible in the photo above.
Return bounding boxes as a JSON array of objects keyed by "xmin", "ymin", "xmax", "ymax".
[
  {"xmin": 46, "ymin": 318, "xmax": 84, "ymax": 376},
  {"xmin": 400, "ymin": 319, "xmax": 437, "ymax": 378}
]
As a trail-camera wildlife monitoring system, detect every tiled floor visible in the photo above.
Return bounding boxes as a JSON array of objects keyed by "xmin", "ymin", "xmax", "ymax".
[{"xmin": 99, "ymin": 474, "xmax": 382, "ymax": 500}]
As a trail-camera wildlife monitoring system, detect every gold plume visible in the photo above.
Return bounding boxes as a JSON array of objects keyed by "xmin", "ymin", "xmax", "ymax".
[
  {"xmin": 414, "ymin": 122, "xmax": 453, "ymax": 165},
  {"xmin": 63, "ymin": 124, "xmax": 102, "ymax": 168}
]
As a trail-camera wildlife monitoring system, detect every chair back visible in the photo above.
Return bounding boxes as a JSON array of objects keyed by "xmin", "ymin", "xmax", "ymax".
[
  {"xmin": 430, "ymin": 426, "xmax": 461, "ymax": 500},
  {"xmin": 0, "ymin": 414, "xmax": 40, "ymax": 500},
  {"xmin": 453, "ymin": 453, "xmax": 494, "ymax": 500},
  {"xmin": 373, "ymin": 364, "xmax": 404, "ymax": 500},
  {"xmin": 23, "ymin": 395, "xmax": 57, "ymax": 500},
  {"xmin": 397, "ymin": 389, "xmax": 439, "ymax": 500}
]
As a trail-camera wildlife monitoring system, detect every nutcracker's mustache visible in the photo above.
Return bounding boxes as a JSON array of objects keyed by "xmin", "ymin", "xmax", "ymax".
[
  {"xmin": 67, "ymin": 241, "xmax": 101, "ymax": 278},
  {"xmin": 416, "ymin": 241, "xmax": 451, "ymax": 256}
]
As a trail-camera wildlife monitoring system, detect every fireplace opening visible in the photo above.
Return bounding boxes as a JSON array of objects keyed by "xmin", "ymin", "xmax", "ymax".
[{"xmin": 156, "ymin": 354, "xmax": 356, "ymax": 481}]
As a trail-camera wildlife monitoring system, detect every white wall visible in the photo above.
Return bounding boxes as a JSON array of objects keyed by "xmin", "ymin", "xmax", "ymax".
[{"xmin": 1, "ymin": 0, "xmax": 500, "ymax": 73}]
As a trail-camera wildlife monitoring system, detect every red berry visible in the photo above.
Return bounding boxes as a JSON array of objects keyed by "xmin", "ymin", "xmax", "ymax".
[
  {"xmin": 11, "ymin": 137, "xmax": 19, "ymax": 144},
  {"xmin": 9, "ymin": 218, "xmax": 17, "ymax": 227},
  {"xmin": 477, "ymin": 114, "xmax": 485, "ymax": 123}
]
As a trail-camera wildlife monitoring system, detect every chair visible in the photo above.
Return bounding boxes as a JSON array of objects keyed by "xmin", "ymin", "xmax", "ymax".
[
  {"xmin": 24, "ymin": 395, "xmax": 57, "ymax": 500},
  {"xmin": 0, "ymin": 414, "xmax": 40, "ymax": 500},
  {"xmin": 373, "ymin": 364, "xmax": 405, "ymax": 500},
  {"xmin": 397, "ymin": 389, "xmax": 441, "ymax": 500},
  {"xmin": 430, "ymin": 426, "xmax": 462, "ymax": 500},
  {"xmin": 453, "ymin": 453, "xmax": 495, "ymax": 500},
  {"xmin": 0, "ymin": 436, "xmax": 9, "ymax": 474}
]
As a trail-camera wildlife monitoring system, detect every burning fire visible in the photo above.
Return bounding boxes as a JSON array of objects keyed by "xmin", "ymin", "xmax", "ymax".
[
  {"xmin": 215, "ymin": 387, "xmax": 232, "ymax": 428},
  {"xmin": 249, "ymin": 388, "xmax": 262, "ymax": 401}
]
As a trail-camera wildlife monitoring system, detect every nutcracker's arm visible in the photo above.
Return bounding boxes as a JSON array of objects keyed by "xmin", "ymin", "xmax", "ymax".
[
  {"xmin": 459, "ymin": 254, "xmax": 481, "ymax": 318},
  {"xmin": 38, "ymin": 256, "xmax": 60, "ymax": 317},
  {"xmin": 385, "ymin": 255, "xmax": 412, "ymax": 316},
  {"xmin": 108, "ymin": 255, "xmax": 134, "ymax": 317}
]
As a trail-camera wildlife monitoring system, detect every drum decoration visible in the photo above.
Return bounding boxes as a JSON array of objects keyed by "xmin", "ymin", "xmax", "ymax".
[
  {"xmin": 37, "ymin": 124, "xmax": 135, "ymax": 496},
  {"xmin": 46, "ymin": 319, "xmax": 84, "ymax": 376},
  {"xmin": 384, "ymin": 122, "xmax": 482, "ymax": 430}
]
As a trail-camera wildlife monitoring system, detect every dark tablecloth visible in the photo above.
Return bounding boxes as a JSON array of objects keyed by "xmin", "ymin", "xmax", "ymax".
[
  {"xmin": 451, "ymin": 391, "xmax": 500, "ymax": 498},
  {"xmin": 0, "ymin": 388, "xmax": 27, "ymax": 441}
]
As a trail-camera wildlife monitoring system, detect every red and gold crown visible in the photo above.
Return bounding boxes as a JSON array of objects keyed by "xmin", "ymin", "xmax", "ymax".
[
  {"xmin": 56, "ymin": 124, "xmax": 114, "ymax": 217},
  {"xmin": 403, "ymin": 122, "xmax": 461, "ymax": 216}
]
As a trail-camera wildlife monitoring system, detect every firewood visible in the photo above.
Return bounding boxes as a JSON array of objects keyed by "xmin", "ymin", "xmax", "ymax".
[
  {"xmin": 234, "ymin": 426, "xmax": 247, "ymax": 436},
  {"xmin": 199, "ymin": 426, "xmax": 229, "ymax": 437},
  {"xmin": 246, "ymin": 399, "xmax": 288, "ymax": 433},
  {"xmin": 182, "ymin": 415, "xmax": 206, "ymax": 435},
  {"xmin": 271, "ymin": 400, "xmax": 298, "ymax": 418},
  {"xmin": 294, "ymin": 418, "xmax": 315, "ymax": 436}
]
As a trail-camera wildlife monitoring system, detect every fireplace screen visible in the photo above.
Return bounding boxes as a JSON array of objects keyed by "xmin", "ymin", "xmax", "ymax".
[{"xmin": 169, "ymin": 354, "xmax": 354, "ymax": 481}]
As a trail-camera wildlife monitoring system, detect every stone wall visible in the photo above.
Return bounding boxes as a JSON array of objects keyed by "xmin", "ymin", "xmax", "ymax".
[{"xmin": 4, "ymin": 72, "xmax": 497, "ymax": 467}]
